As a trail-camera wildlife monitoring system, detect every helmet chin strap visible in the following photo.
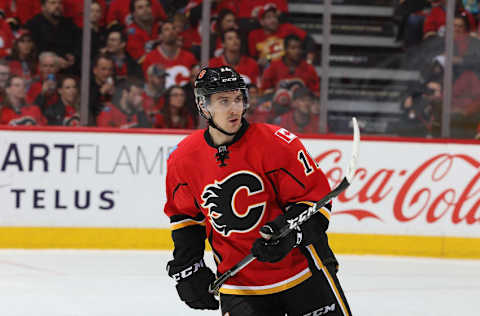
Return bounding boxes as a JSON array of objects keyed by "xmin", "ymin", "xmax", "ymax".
[{"xmin": 207, "ymin": 118, "xmax": 237, "ymax": 136}]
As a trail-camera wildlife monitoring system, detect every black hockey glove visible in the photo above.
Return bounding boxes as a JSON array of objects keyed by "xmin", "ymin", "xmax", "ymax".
[
  {"xmin": 167, "ymin": 258, "xmax": 219, "ymax": 310},
  {"xmin": 251, "ymin": 215, "xmax": 303, "ymax": 263}
]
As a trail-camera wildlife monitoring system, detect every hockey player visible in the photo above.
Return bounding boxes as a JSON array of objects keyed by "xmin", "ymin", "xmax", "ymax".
[{"xmin": 164, "ymin": 66, "xmax": 352, "ymax": 316}]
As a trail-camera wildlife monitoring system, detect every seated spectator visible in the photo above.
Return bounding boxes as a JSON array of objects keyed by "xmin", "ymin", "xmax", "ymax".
[
  {"xmin": 211, "ymin": 9, "xmax": 239, "ymax": 57},
  {"xmin": 238, "ymin": 0, "xmax": 288, "ymax": 20},
  {"xmin": 0, "ymin": 0, "xmax": 41, "ymax": 26},
  {"xmin": 248, "ymin": 4, "xmax": 314, "ymax": 68},
  {"xmin": 142, "ymin": 21, "xmax": 198, "ymax": 88},
  {"xmin": 25, "ymin": 0, "xmax": 81, "ymax": 75},
  {"xmin": 261, "ymin": 34, "xmax": 320, "ymax": 95},
  {"xmin": 0, "ymin": 75, "xmax": 46, "ymax": 125},
  {"xmin": 43, "ymin": 75, "xmax": 79, "ymax": 126},
  {"xmin": 7, "ymin": 29, "xmax": 37, "ymax": 86},
  {"xmin": 0, "ymin": 18, "xmax": 13, "ymax": 58},
  {"xmin": 102, "ymin": 27, "xmax": 143, "ymax": 81},
  {"xmin": 142, "ymin": 64, "xmax": 167, "ymax": 122},
  {"xmin": 126, "ymin": 0, "xmax": 162, "ymax": 62},
  {"xmin": 106, "ymin": 0, "xmax": 167, "ymax": 27},
  {"xmin": 423, "ymin": 0, "xmax": 476, "ymax": 38},
  {"xmin": 63, "ymin": 0, "xmax": 107, "ymax": 28},
  {"xmin": 26, "ymin": 51, "xmax": 59, "ymax": 109},
  {"xmin": 97, "ymin": 78, "xmax": 151, "ymax": 128},
  {"xmin": 155, "ymin": 85, "xmax": 196, "ymax": 129},
  {"xmin": 0, "ymin": 59, "xmax": 10, "ymax": 102},
  {"xmin": 273, "ymin": 86, "xmax": 320, "ymax": 134},
  {"xmin": 393, "ymin": 0, "xmax": 429, "ymax": 48},
  {"xmin": 209, "ymin": 28, "xmax": 260, "ymax": 86},
  {"xmin": 89, "ymin": 54, "xmax": 115, "ymax": 119},
  {"xmin": 173, "ymin": 12, "xmax": 202, "ymax": 59}
]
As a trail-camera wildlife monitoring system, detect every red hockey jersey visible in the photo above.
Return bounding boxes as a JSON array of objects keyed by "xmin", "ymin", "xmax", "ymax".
[
  {"xmin": 164, "ymin": 122, "xmax": 332, "ymax": 295},
  {"xmin": 262, "ymin": 59, "xmax": 320, "ymax": 93},
  {"xmin": 0, "ymin": 104, "xmax": 46, "ymax": 125},
  {"xmin": 141, "ymin": 48, "xmax": 198, "ymax": 88}
]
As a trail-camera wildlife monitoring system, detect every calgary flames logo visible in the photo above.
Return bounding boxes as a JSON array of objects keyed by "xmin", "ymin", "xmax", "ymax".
[{"xmin": 201, "ymin": 171, "xmax": 266, "ymax": 236}]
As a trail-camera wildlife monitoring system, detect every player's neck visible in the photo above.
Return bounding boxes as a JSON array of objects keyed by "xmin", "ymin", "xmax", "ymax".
[{"xmin": 208, "ymin": 126, "xmax": 235, "ymax": 146}]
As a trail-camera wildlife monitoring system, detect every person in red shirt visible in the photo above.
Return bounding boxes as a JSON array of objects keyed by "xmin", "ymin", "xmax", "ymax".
[
  {"xmin": 106, "ymin": 0, "xmax": 166, "ymax": 27},
  {"xmin": 126, "ymin": 0, "xmax": 162, "ymax": 62},
  {"xmin": 173, "ymin": 12, "xmax": 202, "ymax": 57},
  {"xmin": 0, "ymin": 0, "xmax": 41, "ymax": 26},
  {"xmin": 0, "ymin": 60, "xmax": 9, "ymax": 103},
  {"xmin": 164, "ymin": 66, "xmax": 352, "ymax": 315},
  {"xmin": 248, "ymin": 4, "xmax": 314, "ymax": 68},
  {"xmin": 141, "ymin": 21, "xmax": 198, "ymax": 88},
  {"xmin": 423, "ymin": 0, "xmax": 476, "ymax": 38},
  {"xmin": 43, "ymin": 75, "xmax": 79, "ymax": 126},
  {"xmin": 142, "ymin": 63, "xmax": 167, "ymax": 124},
  {"xmin": 244, "ymin": 83, "xmax": 273, "ymax": 123},
  {"xmin": 154, "ymin": 85, "xmax": 196, "ymax": 129},
  {"xmin": 209, "ymin": 28, "xmax": 260, "ymax": 86},
  {"xmin": 237, "ymin": 0, "xmax": 288, "ymax": 19},
  {"xmin": 261, "ymin": 34, "xmax": 320, "ymax": 95},
  {"xmin": 211, "ymin": 9, "xmax": 239, "ymax": 57},
  {"xmin": 273, "ymin": 86, "xmax": 321, "ymax": 134},
  {"xmin": 26, "ymin": 51, "xmax": 59, "ymax": 109},
  {"xmin": 0, "ymin": 75, "xmax": 46, "ymax": 125},
  {"xmin": 96, "ymin": 78, "xmax": 151, "ymax": 128},
  {"xmin": 63, "ymin": 0, "xmax": 107, "ymax": 28}
]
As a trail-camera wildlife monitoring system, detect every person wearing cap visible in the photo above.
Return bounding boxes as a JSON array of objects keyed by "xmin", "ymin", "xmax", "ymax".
[
  {"xmin": 273, "ymin": 86, "xmax": 321, "ymax": 134},
  {"xmin": 248, "ymin": 3, "xmax": 315, "ymax": 68},
  {"xmin": 142, "ymin": 63, "xmax": 168, "ymax": 125},
  {"xmin": 7, "ymin": 29, "xmax": 37, "ymax": 85},
  {"xmin": 102, "ymin": 27, "xmax": 143, "ymax": 81},
  {"xmin": 262, "ymin": 34, "xmax": 320, "ymax": 95}
]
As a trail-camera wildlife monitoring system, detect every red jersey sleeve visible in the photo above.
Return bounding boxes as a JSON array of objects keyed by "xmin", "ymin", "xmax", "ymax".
[
  {"xmin": 263, "ymin": 126, "xmax": 332, "ymax": 219},
  {"xmin": 164, "ymin": 153, "xmax": 206, "ymax": 223}
]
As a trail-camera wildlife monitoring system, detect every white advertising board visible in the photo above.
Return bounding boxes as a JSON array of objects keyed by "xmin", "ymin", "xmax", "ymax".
[{"xmin": 0, "ymin": 129, "xmax": 479, "ymax": 238}]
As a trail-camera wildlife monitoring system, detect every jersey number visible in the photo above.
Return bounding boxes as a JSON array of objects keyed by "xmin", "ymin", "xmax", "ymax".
[{"xmin": 298, "ymin": 150, "xmax": 316, "ymax": 175}]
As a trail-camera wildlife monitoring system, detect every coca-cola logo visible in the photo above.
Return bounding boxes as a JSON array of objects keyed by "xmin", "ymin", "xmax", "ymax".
[{"xmin": 316, "ymin": 150, "xmax": 480, "ymax": 225}]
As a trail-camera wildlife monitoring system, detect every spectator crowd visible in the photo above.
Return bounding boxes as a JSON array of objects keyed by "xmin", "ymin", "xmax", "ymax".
[{"xmin": 0, "ymin": 0, "xmax": 479, "ymax": 139}]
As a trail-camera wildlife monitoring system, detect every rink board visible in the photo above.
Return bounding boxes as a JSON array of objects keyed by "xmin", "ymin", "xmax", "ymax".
[{"xmin": 0, "ymin": 126, "xmax": 479, "ymax": 258}]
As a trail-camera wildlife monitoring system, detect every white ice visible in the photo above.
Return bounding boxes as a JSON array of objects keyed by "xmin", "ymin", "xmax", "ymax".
[{"xmin": 0, "ymin": 250, "xmax": 478, "ymax": 316}]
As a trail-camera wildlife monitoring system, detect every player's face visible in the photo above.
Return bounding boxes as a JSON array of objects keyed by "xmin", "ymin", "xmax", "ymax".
[{"xmin": 208, "ymin": 89, "xmax": 244, "ymax": 133}]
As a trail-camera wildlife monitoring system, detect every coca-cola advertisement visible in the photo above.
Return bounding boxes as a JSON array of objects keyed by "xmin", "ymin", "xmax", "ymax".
[{"xmin": 303, "ymin": 137, "xmax": 480, "ymax": 238}]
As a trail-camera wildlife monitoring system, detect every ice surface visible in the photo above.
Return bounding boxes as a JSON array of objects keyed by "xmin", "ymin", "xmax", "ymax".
[{"xmin": 0, "ymin": 250, "xmax": 478, "ymax": 316}]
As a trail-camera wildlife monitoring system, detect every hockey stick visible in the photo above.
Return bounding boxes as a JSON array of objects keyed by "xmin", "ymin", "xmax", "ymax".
[{"xmin": 209, "ymin": 117, "xmax": 360, "ymax": 295}]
